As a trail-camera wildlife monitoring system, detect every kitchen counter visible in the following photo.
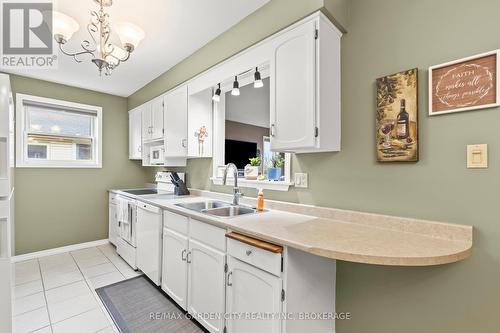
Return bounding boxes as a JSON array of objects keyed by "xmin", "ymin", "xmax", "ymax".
[{"xmin": 110, "ymin": 189, "xmax": 473, "ymax": 266}]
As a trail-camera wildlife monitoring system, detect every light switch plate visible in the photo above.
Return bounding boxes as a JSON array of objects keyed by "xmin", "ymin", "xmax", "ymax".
[
  {"xmin": 467, "ymin": 144, "xmax": 488, "ymax": 168},
  {"xmin": 294, "ymin": 173, "xmax": 308, "ymax": 188}
]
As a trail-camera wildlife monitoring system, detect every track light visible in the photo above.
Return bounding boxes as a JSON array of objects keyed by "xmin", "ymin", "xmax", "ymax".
[
  {"xmin": 231, "ymin": 76, "xmax": 240, "ymax": 96},
  {"xmin": 212, "ymin": 83, "xmax": 221, "ymax": 102},
  {"xmin": 254, "ymin": 67, "xmax": 263, "ymax": 88}
]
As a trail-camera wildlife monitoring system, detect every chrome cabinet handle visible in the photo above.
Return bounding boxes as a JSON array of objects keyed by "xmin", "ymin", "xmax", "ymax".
[
  {"xmin": 246, "ymin": 250, "xmax": 252, "ymax": 256},
  {"xmin": 181, "ymin": 249, "xmax": 187, "ymax": 261},
  {"xmin": 186, "ymin": 251, "xmax": 192, "ymax": 263},
  {"xmin": 138, "ymin": 145, "xmax": 142, "ymax": 152},
  {"xmin": 227, "ymin": 271, "xmax": 233, "ymax": 286},
  {"xmin": 271, "ymin": 124, "xmax": 276, "ymax": 137},
  {"xmin": 182, "ymin": 139, "xmax": 187, "ymax": 148}
]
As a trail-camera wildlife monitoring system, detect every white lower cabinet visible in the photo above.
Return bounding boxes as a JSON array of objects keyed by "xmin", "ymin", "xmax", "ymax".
[
  {"xmin": 188, "ymin": 239, "xmax": 226, "ymax": 333},
  {"xmin": 225, "ymin": 254, "xmax": 282, "ymax": 333},
  {"xmin": 161, "ymin": 212, "xmax": 226, "ymax": 333},
  {"xmin": 108, "ymin": 194, "xmax": 118, "ymax": 246},
  {"xmin": 160, "ymin": 210, "xmax": 337, "ymax": 333},
  {"xmin": 162, "ymin": 228, "xmax": 188, "ymax": 309}
]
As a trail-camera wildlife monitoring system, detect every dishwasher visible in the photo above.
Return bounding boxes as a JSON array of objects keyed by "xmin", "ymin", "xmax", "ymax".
[{"xmin": 136, "ymin": 202, "xmax": 163, "ymax": 285}]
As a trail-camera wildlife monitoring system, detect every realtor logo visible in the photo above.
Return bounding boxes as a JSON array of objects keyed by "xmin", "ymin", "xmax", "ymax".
[{"xmin": 1, "ymin": 1, "xmax": 57, "ymax": 68}]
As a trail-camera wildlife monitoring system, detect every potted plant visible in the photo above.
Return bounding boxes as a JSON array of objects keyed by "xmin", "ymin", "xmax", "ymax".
[
  {"xmin": 267, "ymin": 155, "xmax": 284, "ymax": 181},
  {"xmin": 244, "ymin": 157, "xmax": 260, "ymax": 180}
]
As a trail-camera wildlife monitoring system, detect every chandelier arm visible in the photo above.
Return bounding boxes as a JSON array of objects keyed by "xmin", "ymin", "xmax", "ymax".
[{"xmin": 58, "ymin": 43, "xmax": 95, "ymax": 63}]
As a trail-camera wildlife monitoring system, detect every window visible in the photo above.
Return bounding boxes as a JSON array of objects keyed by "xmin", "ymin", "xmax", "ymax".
[{"xmin": 16, "ymin": 94, "xmax": 102, "ymax": 168}]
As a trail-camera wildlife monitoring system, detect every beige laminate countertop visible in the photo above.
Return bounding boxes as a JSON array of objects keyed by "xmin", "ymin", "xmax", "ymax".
[{"xmin": 110, "ymin": 189, "xmax": 473, "ymax": 266}]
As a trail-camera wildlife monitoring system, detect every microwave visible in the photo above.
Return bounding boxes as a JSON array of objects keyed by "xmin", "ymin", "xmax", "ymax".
[{"xmin": 150, "ymin": 145, "xmax": 165, "ymax": 165}]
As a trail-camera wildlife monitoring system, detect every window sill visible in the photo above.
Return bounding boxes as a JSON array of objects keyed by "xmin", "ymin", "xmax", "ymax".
[
  {"xmin": 211, "ymin": 177, "xmax": 293, "ymax": 191},
  {"xmin": 16, "ymin": 162, "xmax": 102, "ymax": 169}
]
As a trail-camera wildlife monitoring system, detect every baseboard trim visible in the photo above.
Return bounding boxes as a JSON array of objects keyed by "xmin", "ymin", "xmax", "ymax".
[{"xmin": 11, "ymin": 239, "xmax": 110, "ymax": 263}]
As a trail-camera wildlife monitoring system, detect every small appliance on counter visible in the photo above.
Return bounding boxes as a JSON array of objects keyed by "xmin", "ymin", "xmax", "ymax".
[{"xmin": 149, "ymin": 145, "xmax": 165, "ymax": 165}]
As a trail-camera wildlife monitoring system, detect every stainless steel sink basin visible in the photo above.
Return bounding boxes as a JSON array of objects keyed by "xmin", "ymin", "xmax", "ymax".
[
  {"xmin": 175, "ymin": 200, "xmax": 231, "ymax": 212},
  {"xmin": 201, "ymin": 206, "xmax": 256, "ymax": 217}
]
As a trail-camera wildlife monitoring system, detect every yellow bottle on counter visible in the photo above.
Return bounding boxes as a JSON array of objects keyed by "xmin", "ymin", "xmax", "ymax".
[{"xmin": 257, "ymin": 189, "xmax": 264, "ymax": 212}]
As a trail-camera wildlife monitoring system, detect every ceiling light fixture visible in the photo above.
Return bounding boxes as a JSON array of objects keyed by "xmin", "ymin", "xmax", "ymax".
[
  {"xmin": 254, "ymin": 67, "xmax": 263, "ymax": 88},
  {"xmin": 53, "ymin": 0, "xmax": 145, "ymax": 76},
  {"xmin": 232, "ymin": 76, "xmax": 240, "ymax": 96},
  {"xmin": 212, "ymin": 83, "xmax": 221, "ymax": 102}
]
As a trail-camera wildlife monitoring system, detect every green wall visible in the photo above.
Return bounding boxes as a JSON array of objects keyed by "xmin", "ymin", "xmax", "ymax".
[
  {"xmin": 129, "ymin": 0, "xmax": 499, "ymax": 332},
  {"xmin": 11, "ymin": 75, "xmax": 151, "ymax": 255}
]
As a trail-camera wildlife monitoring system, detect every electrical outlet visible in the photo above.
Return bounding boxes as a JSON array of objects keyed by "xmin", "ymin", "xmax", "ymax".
[{"xmin": 294, "ymin": 173, "xmax": 308, "ymax": 188}]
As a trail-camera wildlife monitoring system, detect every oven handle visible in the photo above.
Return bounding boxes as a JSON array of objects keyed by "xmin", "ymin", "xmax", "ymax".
[{"xmin": 128, "ymin": 203, "xmax": 133, "ymax": 240}]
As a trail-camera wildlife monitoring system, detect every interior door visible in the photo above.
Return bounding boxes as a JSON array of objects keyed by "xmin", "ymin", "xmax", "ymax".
[
  {"xmin": 226, "ymin": 256, "xmax": 282, "ymax": 333},
  {"xmin": 162, "ymin": 228, "xmax": 189, "ymax": 310},
  {"xmin": 164, "ymin": 85, "xmax": 188, "ymax": 157},
  {"xmin": 136, "ymin": 203, "xmax": 162, "ymax": 285},
  {"xmin": 129, "ymin": 109, "xmax": 142, "ymax": 159},
  {"xmin": 141, "ymin": 103, "xmax": 152, "ymax": 141},
  {"xmin": 270, "ymin": 19, "xmax": 317, "ymax": 151},
  {"xmin": 188, "ymin": 239, "xmax": 225, "ymax": 333},
  {"xmin": 151, "ymin": 98, "xmax": 164, "ymax": 140}
]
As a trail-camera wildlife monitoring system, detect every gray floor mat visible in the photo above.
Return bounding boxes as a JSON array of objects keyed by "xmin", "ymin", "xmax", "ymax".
[{"xmin": 96, "ymin": 276, "xmax": 205, "ymax": 333}]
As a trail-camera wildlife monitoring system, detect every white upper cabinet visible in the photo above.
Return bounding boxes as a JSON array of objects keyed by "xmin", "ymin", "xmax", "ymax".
[
  {"xmin": 271, "ymin": 20, "xmax": 317, "ymax": 151},
  {"xmin": 271, "ymin": 14, "xmax": 341, "ymax": 153},
  {"xmin": 187, "ymin": 88, "xmax": 213, "ymax": 158},
  {"xmin": 164, "ymin": 85, "xmax": 188, "ymax": 157},
  {"xmin": 150, "ymin": 97, "xmax": 165, "ymax": 140},
  {"xmin": 141, "ymin": 97, "xmax": 164, "ymax": 142},
  {"xmin": 128, "ymin": 107, "xmax": 142, "ymax": 160},
  {"xmin": 141, "ymin": 101, "xmax": 153, "ymax": 141}
]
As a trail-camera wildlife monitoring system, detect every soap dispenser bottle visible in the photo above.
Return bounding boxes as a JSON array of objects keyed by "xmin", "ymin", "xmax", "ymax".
[{"xmin": 257, "ymin": 188, "xmax": 264, "ymax": 212}]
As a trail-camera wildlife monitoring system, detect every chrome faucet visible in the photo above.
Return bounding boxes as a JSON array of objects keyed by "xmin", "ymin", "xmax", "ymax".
[{"xmin": 223, "ymin": 163, "xmax": 243, "ymax": 206}]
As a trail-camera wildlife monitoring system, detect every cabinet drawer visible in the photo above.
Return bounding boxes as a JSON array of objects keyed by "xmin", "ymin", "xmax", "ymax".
[
  {"xmin": 164, "ymin": 210, "xmax": 188, "ymax": 235},
  {"xmin": 189, "ymin": 218, "xmax": 226, "ymax": 252},
  {"xmin": 109, "ymin": 193, "xmax": 117, "ymax": 204},
  {"xmin": 227, "ymin": 234, "xmax": 282, "ymax": 276}
]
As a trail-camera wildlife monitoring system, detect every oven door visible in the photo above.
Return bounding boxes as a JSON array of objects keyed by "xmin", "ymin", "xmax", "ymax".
[{"xmin": 120, "ymin": 201, "xmax": 137, "ymax": 247}]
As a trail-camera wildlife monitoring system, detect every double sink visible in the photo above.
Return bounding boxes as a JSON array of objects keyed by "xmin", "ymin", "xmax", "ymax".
[{"xmin": 175, "ymin": 200, "xmax": 257, "ymax": 218}]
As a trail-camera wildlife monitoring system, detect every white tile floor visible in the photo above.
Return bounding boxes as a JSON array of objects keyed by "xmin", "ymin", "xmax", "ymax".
[{"xmin": 12, "ymin": 243, "xmax": 142, "ymax": 333}]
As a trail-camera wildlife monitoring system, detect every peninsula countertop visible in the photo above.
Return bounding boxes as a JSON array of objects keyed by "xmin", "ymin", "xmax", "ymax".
[{"xmin": 109, "ymin": 189, "xmax": 473, "ymax": 266}]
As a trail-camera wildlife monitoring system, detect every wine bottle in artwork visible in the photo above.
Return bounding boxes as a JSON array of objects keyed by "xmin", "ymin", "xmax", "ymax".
[{"xmin": 396, "ymin": 99, "xmax": 410, "ymax": 139}]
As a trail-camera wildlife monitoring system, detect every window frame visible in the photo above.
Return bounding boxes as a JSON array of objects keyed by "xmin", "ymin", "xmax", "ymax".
[{"xmin": 16, "ymin": 94, "xmax": 103, "ymax": 168}]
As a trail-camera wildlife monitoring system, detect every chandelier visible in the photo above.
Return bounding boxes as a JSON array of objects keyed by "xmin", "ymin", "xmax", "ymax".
[{"xmin": 52, "ymin": 0, "xmax": 145, "ymax": 76}]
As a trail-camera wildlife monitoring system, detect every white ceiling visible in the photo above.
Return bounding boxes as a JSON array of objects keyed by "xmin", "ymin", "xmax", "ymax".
[{"xmin": 3, "ymin": 0, "xmax": 270, "ymax": 97}]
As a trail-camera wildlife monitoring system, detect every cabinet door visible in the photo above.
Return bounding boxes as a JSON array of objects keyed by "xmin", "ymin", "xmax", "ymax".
[
  {"xmin": 271, "ymin": 19, "xmax": 317, "ymax": 151},
  {"xmin": 129, "ymin": 109, "xmax": 142, "ymax": 159},
  {"xmin": 162, "ymin": 228, "xmax": 189, "ymax": 310},
  {"xmin": 226, "ymin": 256, "xmax": 282, "ymax": 333},
  {"xmin": 141, "ymin": 103, "xmax": 152, "ymax": 140},
  {"xmin": 151, "ymin": 98, "xmax": 164, "ymax": 140},
  {"xmin": 108, "ymin": 203, "xmax": 118, "ymax": 246},
  {"xmin": 188, "ymin": 239, "xmax": 225, "ymax": 333},
  {"xmin": 164, "ymin": 85, "xmax": 188, "ymax": 157},
  {"xmin": 136, "ymin": 204, "xmax": 162, "ymax": 285}
]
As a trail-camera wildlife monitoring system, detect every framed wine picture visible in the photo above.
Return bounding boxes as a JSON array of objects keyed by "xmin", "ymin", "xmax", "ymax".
[
  {"xmin": 429, "ymin": 50, "xmax": 500, "ymax": 115},
  {"xmin": 376, "ymin": 68, "xmax": 418, "ymax": 162}
]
